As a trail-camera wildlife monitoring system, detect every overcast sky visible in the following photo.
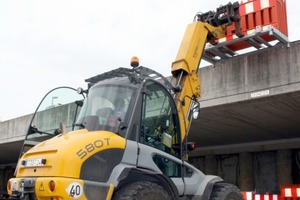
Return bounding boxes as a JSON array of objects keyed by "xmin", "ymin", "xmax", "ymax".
[{"xmin": 0, "ymin": 0, "xmax": 298, "ymax": 121}]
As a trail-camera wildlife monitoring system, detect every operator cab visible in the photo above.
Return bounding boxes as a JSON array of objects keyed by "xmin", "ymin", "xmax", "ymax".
[
  {"xmin": 75, "ymin": 57, "xmax": 201, "ymax": 159},
  {"xmin": 75, "ymin": 65, "xmax": 182, "ymax": 158}
]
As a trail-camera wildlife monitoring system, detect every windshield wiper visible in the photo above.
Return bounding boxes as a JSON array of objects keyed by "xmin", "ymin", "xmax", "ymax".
[
  {"xmin": 28, "ymin": 125, "xmax": 58, "ymax": 136},
  {"xmin": 73, "ymin": 123, "xmax": 85, "ymax": 129}
]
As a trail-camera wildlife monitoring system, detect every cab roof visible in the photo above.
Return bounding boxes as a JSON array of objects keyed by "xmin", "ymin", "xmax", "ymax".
[{"xmin": 85, "ymin": 66, "xmax": 173, "ymax": 90}]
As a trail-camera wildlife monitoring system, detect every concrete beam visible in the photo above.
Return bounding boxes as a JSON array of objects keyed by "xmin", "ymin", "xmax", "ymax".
[
  {"xmin": 0, "ymin": 114, "xmax": 32, "ymax": 144},
  {"xmin": 190, "ymin": 138, "xmax": 300, "ymax": 157},
  {"xmin": 199, "ymin": 41, "xmax": 300, "ymax": 108}
]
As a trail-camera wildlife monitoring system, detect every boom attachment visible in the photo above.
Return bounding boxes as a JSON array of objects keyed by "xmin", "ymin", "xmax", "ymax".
[
  {"xmin": 195, "ymin": 2, "xmax": 243, "ymax": 43},
  {"xmin": 203, "ymin": 0, "xmax": 290, "ymax": 63},
  {"xmin": 171, "ymin": 2, "xmax": 243, "ymax": 141}
]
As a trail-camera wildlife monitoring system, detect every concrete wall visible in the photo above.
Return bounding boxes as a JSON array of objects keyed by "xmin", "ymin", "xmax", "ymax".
[
  {"xmin": 190, "ymin": 149, "xmax": 300, "ymax": 193},
  {"xmin": 32, "ymin": 103, "xmax": 79, "ymax": 133},
  {"xmin": 0, "ymin": 103, "xmax": 78, "ymax": 144},
  {"xmin": 0, "ymin": 114, "xmax": 32, "ymax": 144},
  {"xmin": 199, "ymin": 41, "xmax": 300, "ymax": 107}
]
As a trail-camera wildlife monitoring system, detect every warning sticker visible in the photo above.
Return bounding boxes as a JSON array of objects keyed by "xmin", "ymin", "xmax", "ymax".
[{"xmin": 39, "ymin": 182, "xmax": 44, "ymax": 191}]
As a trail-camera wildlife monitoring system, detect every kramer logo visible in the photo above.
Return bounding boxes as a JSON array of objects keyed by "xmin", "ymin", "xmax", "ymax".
[{"xmin": 250, "ymin": 90, "xmax": 270, "ymax": 98}]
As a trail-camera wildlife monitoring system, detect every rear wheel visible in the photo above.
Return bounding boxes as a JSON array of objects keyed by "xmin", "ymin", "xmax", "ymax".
[
  {"xmin": 112, "ymin": 181, "xmax": 171, "ymax": 200},
  {"xmin": 209, "ymin": 182, "xmax": 243, "ymax": 200}
]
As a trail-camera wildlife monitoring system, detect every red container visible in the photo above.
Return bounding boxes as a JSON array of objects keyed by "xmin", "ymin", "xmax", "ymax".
[{"xmin": 219, "ymin": 0, "xmax": 288, "ymax": 51}]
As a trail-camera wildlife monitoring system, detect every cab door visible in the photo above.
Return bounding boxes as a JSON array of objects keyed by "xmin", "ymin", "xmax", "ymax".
[{"xmin": 137, "ymin": 80, "xmax": 185, "ymax": 195}]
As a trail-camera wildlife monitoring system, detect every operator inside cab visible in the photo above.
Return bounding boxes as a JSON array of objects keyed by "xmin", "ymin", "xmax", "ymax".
[
  {"xmin": 75, "ymin": 83, "xmax": 134, "ymax": 135},
  {"xmin": 107, "ymin": 98, "xmax": 126, "ymax": 127}
]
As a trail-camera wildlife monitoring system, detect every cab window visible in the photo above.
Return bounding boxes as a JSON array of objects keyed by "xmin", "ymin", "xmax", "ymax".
[
  {"xmin": 76, "ymin": 85, "xmax": 134, "ymax": 135},
  {"xmin": 140, "ymin": 80, "xmax": 181, "ymax": 157}
]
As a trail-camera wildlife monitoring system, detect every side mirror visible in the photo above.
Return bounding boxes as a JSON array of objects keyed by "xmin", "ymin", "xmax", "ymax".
[
  {"xmin": 77, "ymin": 87, "xmax": 88, "ymax": 95},
  {"xmin": 192, "ymin": 102, "xmax": 200, "ymax": 119},
  {"xmin": 192, "ymin": 108, "xmax": 199, "ymax": 119},
  {"xmin": 185, "ymin": 142, "xmax": 196, "ymax": 152},
  {"xmin": 171, "ymin": 142, "xmax": 196, "ymax": 152}
]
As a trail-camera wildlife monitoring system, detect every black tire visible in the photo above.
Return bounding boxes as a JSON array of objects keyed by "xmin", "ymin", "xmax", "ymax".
[
  {"xmin": 112, "ymin": 181, "xmax": 171, "ymax": 200},
  {"xmin": 209, "ymin": 182, "xmax": 243, "ymax": 200}
]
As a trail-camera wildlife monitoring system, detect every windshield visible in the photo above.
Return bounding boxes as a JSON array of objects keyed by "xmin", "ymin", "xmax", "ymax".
[
  {"xmin": 20, "ymin": 87, "xmax": 84, "ymax": 155},
  {"xmin": 76, "ymin": 84, "xmax": 135, "ymax": 135}
]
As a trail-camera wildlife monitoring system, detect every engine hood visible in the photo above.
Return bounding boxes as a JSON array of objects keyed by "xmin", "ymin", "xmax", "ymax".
[{"xmin": 16, "ymin": 129, "xmax": 126, "ymax": 179}]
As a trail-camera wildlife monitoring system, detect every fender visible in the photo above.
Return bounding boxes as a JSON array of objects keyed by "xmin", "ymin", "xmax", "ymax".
[
  {"xmin": 116, "ymin": 167, "xmax": 180, "ymax": 199},
  {"xmin": 201, "ymin": 177, "xmax": 223, "ymax": 200}
]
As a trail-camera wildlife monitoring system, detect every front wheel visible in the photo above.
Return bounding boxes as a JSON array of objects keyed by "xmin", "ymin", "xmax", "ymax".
[
  {"xmin": 209, "ymin": 182, "xmax": 243, "ymax": 200},
  {"xmin": 112, "ymin": 181, "xmax": 171, "ymax": 200}
]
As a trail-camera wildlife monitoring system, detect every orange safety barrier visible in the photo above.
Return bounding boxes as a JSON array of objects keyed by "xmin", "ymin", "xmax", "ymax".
[
  {"xmin": 280, "ymin": 185, "xmax": 300, "ymax": 200},
  {"xmin": 241, "ymin": 185, "xmax": 300, "ymax": 200},
  {"xmin": 242, "ymin": 192, "xmax": 254, "ymax": 200},
  {"xmin": 221, "ymin": 0, "xmax": 288, "ymax": 51},
  {"xmin": 253, "ymin": 194, "xmax": 280, "ymax": 200},
  {"xmin": 203, "ymin": 0, "xmax": 289, "ymax": 63},
  {"xmin": 241, "ymin": 191, "xmax": 280, "ymax": 200}
]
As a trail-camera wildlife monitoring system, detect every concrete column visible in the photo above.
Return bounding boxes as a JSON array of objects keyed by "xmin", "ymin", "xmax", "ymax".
[
  {"xmin": 205, "ymin": 155, "xmax": 218, "ymax": 175},
  {"xmin": 277, "ymin": 150, "xmax": 293, "ymax": 185},
  {"xmin": 239, "ymin": 152, "xmax": 254, "ymax": 191},
  {"xmin": 189, "ymin": 157, "xmax": 205, "ymax": 172},
  {"xmin": 0, "ymin": 168, "xmax": 4, "ymax": 191},
  {"xmin": 0, "ymin": 165, "xmax": 15, "ymax": 191}
]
